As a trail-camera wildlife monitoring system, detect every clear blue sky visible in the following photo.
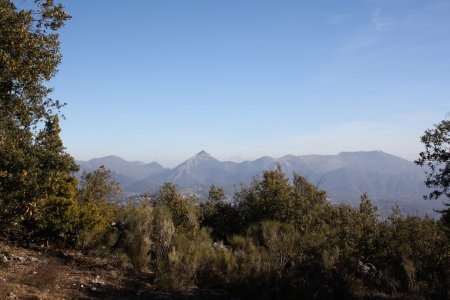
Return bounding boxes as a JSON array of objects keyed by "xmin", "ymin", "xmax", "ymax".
[{"xmin": 37, "ymin": 0, "xmax": 450, "ymax": 167}]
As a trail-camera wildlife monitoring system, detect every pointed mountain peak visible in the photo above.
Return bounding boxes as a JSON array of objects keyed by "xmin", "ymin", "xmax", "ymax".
[
  {"xmin": 173, "ymin": 151, "xmax": 217, "ymax": 170},
  {"xmin": 196, "ymin": 150, "xmax": 210, "ymax": 157},
  {"xmin": 190, "ymin": 150, "xmax": 216, "ymax": 161}
]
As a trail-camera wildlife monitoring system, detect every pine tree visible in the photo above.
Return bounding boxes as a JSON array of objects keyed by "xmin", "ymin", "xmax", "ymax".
[{"xmin": 33, "ymin": 116, "xmax": 79, "ymax": 241}]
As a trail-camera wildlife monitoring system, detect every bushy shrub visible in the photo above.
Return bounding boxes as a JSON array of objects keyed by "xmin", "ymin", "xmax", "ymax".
[
  {"xmin": 117, "ymin": 204, "xmax": 153, "ymax": 272},
  {"xmin": 156, "ymin": 183, "xmax": 199, "ymax": 235},
  {"xmin": 151, "ymin": 205, "xmax": 175, "ymax": 276},
  {"xmin": 75, "ymin": 167, "xmax": 120, "ymax": 249},
  {"xmin": 381, "ymin": 213, "xmax": 450, "ymax": 297},
  {"xmin": 201, "ymin": 199, "xmax": 242, "ymax": 241},
  {"xmin": 163, "ymin": 229, "xmax": 214, "ymax": 290}
]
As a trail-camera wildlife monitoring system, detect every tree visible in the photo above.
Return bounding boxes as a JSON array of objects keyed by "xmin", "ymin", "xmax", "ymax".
[
  {"xmin": 236, "ymin": 164, "xmax": 294, "ymax": 227},
  {"xmin": 415, "ymin": 117, "xmax": 450, "ymax": 225},
  {"xmin": 156, "ymin": 183, "xmax": 200, "ymax": 234},
  {"xmin": 32, "ymin": 116, "xmax": 79, "ymax": 241},
  {"xmin": 201, "ymin": 184, "xmax": 241, "ymax": 241},
  {"xmin": 208, "ymin": 184, "xmax": 225, "ymax": 203},
  {"xmin": 0, "ymin": 0, "xmax": 70, "ymax": 129},
  {"xmin": 76, "ymin": 166, "xmax": 121, "ymax": 248},
  {"xmin": 0, "ymin": 0, "xmax": 74, "ymax": 239},
  {"xmin": 78, "ymin": 166, "xmax": 121, "ymax": 204}
]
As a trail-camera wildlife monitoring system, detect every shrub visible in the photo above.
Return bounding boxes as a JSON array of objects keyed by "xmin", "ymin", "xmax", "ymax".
[
  {"xmin": 118, "ymin": 204, "xmax": 153, "ymax": 272},
  {"xmin": 151, "ymin": 205, "xmax": 175, "ymax": 276},
  {"xmin": 75, "ymin": 167, "xmax": 120, "ymax": 249},
  {"xmin": 156, "ymin": 183, "xmax": 199, "ymax": 235}
]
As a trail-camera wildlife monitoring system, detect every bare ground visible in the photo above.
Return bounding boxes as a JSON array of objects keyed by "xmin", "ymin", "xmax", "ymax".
[{"xmin": 0, "ymin": 242, "xmax": 204, "ymax": 300}]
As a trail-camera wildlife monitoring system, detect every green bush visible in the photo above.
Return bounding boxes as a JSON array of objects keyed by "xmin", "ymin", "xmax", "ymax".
[
  {"xmin": 151, "ymin": 205, "xmax": 175, "ymax": 276},
  {"xmin": 118, "ymin": 204, "xmax": 153, "ymax": 272},
  {"xmin": 75, "ymin": 167, "xmax": 120, "ymax": 249},
  {"xmin": 156, "ymin": 183, "xmax": 199, "ymax": 235}
]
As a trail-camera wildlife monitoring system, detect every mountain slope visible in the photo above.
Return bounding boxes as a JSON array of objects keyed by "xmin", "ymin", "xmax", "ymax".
[
  {"xmin": 79, "ymin": 151, "xmax": 441, "ymax": 216},
  {"xmin": 77, "ymin": 155, "xmax": 166, "ymax": 188}
]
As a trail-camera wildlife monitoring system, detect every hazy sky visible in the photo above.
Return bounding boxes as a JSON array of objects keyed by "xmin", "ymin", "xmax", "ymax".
[{"xmin": 38, "ymin": 0, "xmax": 450, "ymax": 167}]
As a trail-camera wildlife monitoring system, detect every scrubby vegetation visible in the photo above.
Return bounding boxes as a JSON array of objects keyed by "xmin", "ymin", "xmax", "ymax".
[
  {"xmin": 1, "ymin": 1, "xmax": 449, "ymax": 299},
  {"xmin": 6, "ymin": 165, "xmax": 449, "ymax": 299}
]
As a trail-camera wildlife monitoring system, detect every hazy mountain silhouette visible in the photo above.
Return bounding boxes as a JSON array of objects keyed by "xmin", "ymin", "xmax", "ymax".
[
  {"xmin": 77, "ymin": 155, "xmax": 166, "ymax": 188},
  {"xmin": 77, "ymin": 151, "xmax": 442, "ymax": 216}
]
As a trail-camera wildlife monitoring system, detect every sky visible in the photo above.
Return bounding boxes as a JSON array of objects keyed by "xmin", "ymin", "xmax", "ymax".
[{"xmin": 24, "ymin": 0, "xmax": 450, "ymax": 167}]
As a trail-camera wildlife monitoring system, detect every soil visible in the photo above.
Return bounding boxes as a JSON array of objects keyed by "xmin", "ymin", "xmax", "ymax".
[{"xmin": 0, "ymin": 242, "xmax": 203, "ymax": 300}]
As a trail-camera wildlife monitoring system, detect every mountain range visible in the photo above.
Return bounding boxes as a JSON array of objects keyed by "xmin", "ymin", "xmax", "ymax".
[{"xmin": 76, "ymin": 151, "xmax": 443, "ymax": 217}]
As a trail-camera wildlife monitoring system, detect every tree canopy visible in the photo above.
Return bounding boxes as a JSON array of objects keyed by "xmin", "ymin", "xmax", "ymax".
[
  {"xmin": 416, "ymin": 117, "xmax": 450, "ymax": 225},
  {"xmin": 0, "ymin": 0, "xmax": 76, "ymax": 239}
]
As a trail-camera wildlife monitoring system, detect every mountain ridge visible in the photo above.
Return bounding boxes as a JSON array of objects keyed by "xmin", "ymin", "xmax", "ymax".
[{"xmin": 77, "ymin": 151, "xmax": 441, "ymax": 216}]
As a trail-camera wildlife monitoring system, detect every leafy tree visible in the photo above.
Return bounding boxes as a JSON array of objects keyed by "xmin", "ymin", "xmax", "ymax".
[
  {"xmin": 235, "ymin": 165, "xmax": 330, "ymax": 231},
  {"xmin": 208, "ymin": 184, "xmax": 225, "ymax": 202},
  {"xmin": 291, "ymin": 173, "xmax": 330, "ymax": 230},
  {"xmin": 156, "ymin": 183, "xmax": 199, "ymax": 234},
  {"xmin": 76, "ymin": 166, "xmax": 121, "ymax": 248},
  {"xmin": 201, "ymin": 184, "xmax": 241, "ymax": 241},
  {"xmin": 415, "ymin": 117, "xmax": 450, "ymax": 225},
  {"xmin": 0, "ymin": 0, "xmax": 74, "ymax": 239},
  {"xmin": 78, "ymin": 166, "xmax": 121, "ymax": 204},
  {"xmin": 236, "ymin": 164, "xmax": 295, "ymax": 227}
]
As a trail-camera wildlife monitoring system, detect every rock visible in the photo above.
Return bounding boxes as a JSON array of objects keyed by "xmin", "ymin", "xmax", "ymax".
[
  {"xmin": 11, "ymin": 255, "xmax": 26, "ymax": 263},
  {"xmin": 92, "ymin": 275, "xmax": 105, "ymax": 284},
  {"xmin": 7, "ymin": 292, "xmax": 17, "ymax": 299},
  {"xmin": 0, "ymin": 253, "xmax": 8, "ymax": 262},
  {"xmin": 29, "ymin": 256, "xmax": 38, "ymax": 262}
]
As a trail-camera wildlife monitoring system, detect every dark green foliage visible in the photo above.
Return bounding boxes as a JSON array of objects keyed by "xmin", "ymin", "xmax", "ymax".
[
  {"xmin": 235, "ymin": 164, "xmax": 295, "ymax": 227},
  {"xmin": 103, "ymin": 168, "xmax": 447, "ymax": 299},
  {"xmin": 75, "ymin": 167, "xmax": 120, "ymax": 249},
  {"xmin": 6, "ymin": 161, "xmax": 439, "ymax": 299},
  {"xmin": 1, "ymin": 2, "xmax": 446, "ymax": 297},
  {"xmin": 156, "ymin": 182, "xmax": 199, "ymax": 234},
  {"xmin": 0, "ymin": 0, "xmax": 76, "ymax": 242},
  {"xmin": 114, "ymin": 203, "xmax": 153, "ymax": 272},
  {"xmin": 381, "ymin": 214, "xmax": 450, "ymax": 297},
  {"xmin": 0, "ymin": 113, "xmax": 79, "ymax": 242},
  {"xmin": 416, "ymin": 117, "xmax": 450, "ymax": 225},
  {"xmin": 208, "ymin": 184, "xmax": 225, "ymax": 202},
  {"xmin": 201, "ymin": 200, "xmax": 242, "ymax": 242},
  {"xmin": 151, "ymin": 205, "xmax": 175, "ymax": 275},
  {"xmin": 235, "ymin": 165, "xmax": 331, "ymax": 231},
  {"xmin": 201, "ymin": 184, "xmax": 242, "ymax": 241},
  {"xmin": 78, "ymin": 166, "xmax": 121, "ymax": 204}
]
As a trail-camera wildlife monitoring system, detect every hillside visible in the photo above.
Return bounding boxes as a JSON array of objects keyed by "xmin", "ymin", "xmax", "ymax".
[
  {"xmin": 0, "ymin": 242, "xmax": 214, "ymax": 299},
  {"xmin": 78, "ymin": 151, "xmax": 441, "ymax": 216}
]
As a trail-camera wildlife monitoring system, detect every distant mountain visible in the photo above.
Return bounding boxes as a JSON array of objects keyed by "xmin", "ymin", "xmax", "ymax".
[
  {"xmin": 77, "ymin": 155, "xmax": 166, "ymax": 188},
  {"xmin": 77, "ymin": 151, "xmax": 443, "ymax": 217}
]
